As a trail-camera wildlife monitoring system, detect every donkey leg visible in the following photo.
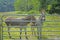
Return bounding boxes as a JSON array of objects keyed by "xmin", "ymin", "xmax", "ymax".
[
  {"xmin": 8, "ymin": 27, "xmax": 11, "ymax": 38},
  {"xmin": 36, "ymin": 27, "xmax": 39, "ymax": 40},
  {"xmin": 33, "ymin": 27, "xmax": 37, "ymax": 36},
  {"xmin": 24, "ymin": 28, "xmax": 28, "ymax": 40},
  {"xmin": 31, "ymin": 26, "xmax": 36, "ymax": 36},
  {"xmin": 31, "ymin": 27, "xmax": 34, "ymax": 35},
  {"xmin": 31, "ymin": 23, "xmax": 36, "ymax": 36},
  {"xmin": 37, "ymin": 27, "xmax": 41, "ymax": 40},
  {"xmin": 20, "ymin": 28, "xmax": 22, "ymax": 39},
  {"xmin": 7, "ymin": 24, "xmax": 11, "ymax": 39}
]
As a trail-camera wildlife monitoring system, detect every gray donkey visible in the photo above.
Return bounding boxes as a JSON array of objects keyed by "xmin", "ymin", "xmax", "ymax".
[{"xmin": 5, "ymin": 15, "xmax": 36, "ymax": 40}]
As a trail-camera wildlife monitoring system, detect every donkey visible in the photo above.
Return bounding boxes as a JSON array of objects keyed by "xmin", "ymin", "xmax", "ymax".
[
  {"xmin": 30, "ymin": 9, "xmax": 45, "ymax": 40},
  {"xmin": 5, "ymin": 15, "xmax": 36, "ymax": 40}
]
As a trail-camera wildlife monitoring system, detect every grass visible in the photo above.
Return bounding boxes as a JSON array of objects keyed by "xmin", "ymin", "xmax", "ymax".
[{"xmin": 0, "ymin": 11, "xmax": 60, "ymax": 40}]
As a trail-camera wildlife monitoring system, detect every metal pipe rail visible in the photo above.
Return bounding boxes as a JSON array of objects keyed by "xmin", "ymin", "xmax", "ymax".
[
  {"xmin": 3, "ymin": 26, "xmax": 60, "ymax": 28},
  {"xmin": 3, "ymin": 35, "xmax": 60, "ymax": 37},
  {"xmin": 3, "ymin": 30, "xmax": 60, "ymax": 32},
  {"xmin": 1, "ymin": 14, "xmax": 60, "ymax": 16},
  {"xmin": 1, "ymin": 14, "xmax": 60, "ymax": 40},
  {"xmin": 2, "ymin": 14, "xmax": 41, "ymax": 16},
  {"xmin": 3, "ymin": 20, "xmax": 60, "ymax": 22}
]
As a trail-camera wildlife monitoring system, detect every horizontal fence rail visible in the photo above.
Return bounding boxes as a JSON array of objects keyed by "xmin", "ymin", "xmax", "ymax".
[
  {"xmin": 3, "ymin": 34, "xmax": 60, "ymax": 37},
  {"xmin": 3, "ymin": 20, "xmax": 60, "ymax": 22},
  {"xmin": 1, "ymin": 14, "xmax": 60, "ymax": 16},
  {"xmin": 3, "ymin": 26, "xmax": 60, "ymax": 28},
  {"xmin": 4, "ymin": 20, "xmax": 60, "ymax": 22},
  {"xmin": 3, "ymin": 30, "xmax": 60, "ymax": 32}
]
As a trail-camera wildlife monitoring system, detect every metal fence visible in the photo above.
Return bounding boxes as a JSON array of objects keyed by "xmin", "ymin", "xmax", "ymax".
[{"xmin": 0, "ymin": 14, "xmax": 60, "ymax": 40}]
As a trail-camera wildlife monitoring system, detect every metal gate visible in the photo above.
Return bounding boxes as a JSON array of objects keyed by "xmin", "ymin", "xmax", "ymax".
[{"xmin": 0, "ymin": 14, "xmax": 60, "ymax": 40}]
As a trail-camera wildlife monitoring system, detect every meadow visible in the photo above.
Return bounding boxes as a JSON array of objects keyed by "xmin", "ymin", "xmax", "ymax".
[{"xmin": 0, "ymin": 11, "xmax": 60, "ymax": 40}]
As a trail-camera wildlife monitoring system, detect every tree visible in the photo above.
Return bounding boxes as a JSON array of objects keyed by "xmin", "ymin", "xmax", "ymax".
[
  {"xmin": 14, "ymin": 0, "xmax": 40, "ymax": 11},
  {"xmin": 47, "ymin": 0, "xmax": 60, "ymax": 14}
]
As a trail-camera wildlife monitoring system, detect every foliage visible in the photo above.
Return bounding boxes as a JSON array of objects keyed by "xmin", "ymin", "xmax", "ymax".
[
  {"xmin": 0, "ymin": 0, "xmax": 60, "ymax": 14},
  {"xmin": 14, "ymin": 0, "xmax": 40, "ymax": 11}
]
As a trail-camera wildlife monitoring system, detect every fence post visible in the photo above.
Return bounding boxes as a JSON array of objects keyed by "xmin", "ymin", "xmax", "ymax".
[
  {"xmin": 0, "ymin": 18, "xmax": 2, "ymax": 40},
  {"xmin": 0, "ymin": 15, "xmax": 3, "ymax": 40},
  {"xmin": 1, "ymin": 15, "xmax": 4, "ymax": 40}
]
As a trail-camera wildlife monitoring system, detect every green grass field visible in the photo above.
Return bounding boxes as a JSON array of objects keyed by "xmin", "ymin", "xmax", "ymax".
[{"xmin": 0, "ymin": 12, "xmax": 60, "ymax": 40}]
